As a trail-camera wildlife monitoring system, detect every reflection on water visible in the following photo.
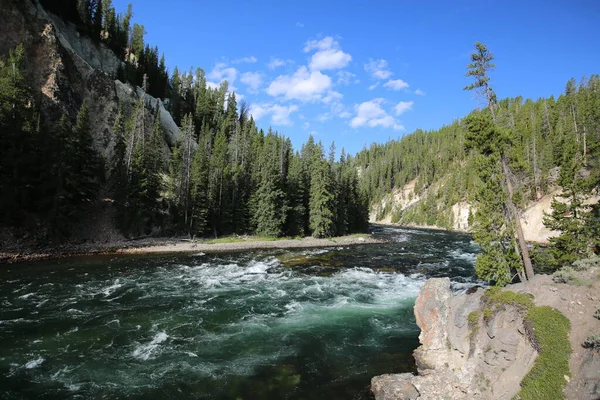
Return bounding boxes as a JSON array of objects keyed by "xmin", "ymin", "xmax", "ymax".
[{"xmin": 0, "ymin": 225, "xmax": 479, "ymax": 399}]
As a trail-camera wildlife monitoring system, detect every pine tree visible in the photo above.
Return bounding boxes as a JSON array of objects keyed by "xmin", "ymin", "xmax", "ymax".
[
  {"xmin": 464, "ymin": 42, "xmax": 534, "ymax": 283},
  {"xmin": 189, "ymin": 124, "xmax": 211, "ymax": 235},
  {"xmin": 309, "ymin": 143, "xmax": 335, "ymax": 238}
]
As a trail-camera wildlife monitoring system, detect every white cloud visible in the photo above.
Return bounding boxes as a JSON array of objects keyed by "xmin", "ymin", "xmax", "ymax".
[
  {"xmin": 350, "ymin": 98, "xmax": 404, "ymax": 130},
  {"xmin": 394, "ymin": 101, "xmax": 413, "ymax": 115},
  {"xmin": 318, "ymin": 113, "xmax": 331, "ymax": 122},
  {"xmin": 304, "ymin": 37, "xmax": 336, "ymax": 52},
  {"xmin": 384, "ymin": 79, "xmax": 409, "ymax": 90},
  {"xmin": 415, "ymin": 89, "xmax": 426, "ymax": 96},
  {"xmin": 266, "ymin": 66, "xmax": 332, "ymax": 102},
  {"xmin": 322, "ymin": 90, "xmax": 343, "ymax": 104},
  {"xmin": 304, "ymin": 36, "xmax": 352, "ymax": 71},
  {"xmin": 337, "ymin": 71, "xmax": 357, "ymax": 85},
  {"xmin": 250, "ymin": 103, "xmax": 299, "ymax": 126},
  {"xmin": 206, "ymin": 81, "xmax": 219, "ymax": 89},
  {"xmin": 364, "ymin": 59, "xmax": 393, "ymax": 80},
  {"xmin": 232, "ymin": 56, "xmax": 258, "ymax": 64},
  {"xmin": 240, "ymin": 72, "xmax": 263, "ymax": 92},
  {"xmin": 207, "ymin": 62, "xmax": 238, "ymax": 85},
  {"xmin": 310, "ymin": 49, "xmax": 352, "ymax": 70},
  {"xmin": 296, "ymin": 22, "xmax": 304, "ymax": 28},
  {"xmin": 267, "ymin": 57, "xmax": 291, "ymax": 69},
  {"xmin": 368, "ymin": 82, "xmax": 379, "ymax": 90}
]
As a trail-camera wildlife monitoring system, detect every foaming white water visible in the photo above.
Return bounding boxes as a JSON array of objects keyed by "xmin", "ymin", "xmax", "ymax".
[
  {"xmin": 25, "ymin": 357, "xmax": 44, "ymax": 369},
  {"xmin": 177, "ymin": 258, "xmax": 283, "ymax": 289},
  {"xmin": 449, "ymin": 249, "xmax": 477, "ymax": 262},
  {"xmin": 132, "ymin": 331, "xmax": 169, "ymax": 361},
  {"xmin": 101, "ymin": 279, "xmax": 123, "ymax": 297},
  {"xmin": 392, "ymin": 234, "xmax": 410, "ymax": 243}
]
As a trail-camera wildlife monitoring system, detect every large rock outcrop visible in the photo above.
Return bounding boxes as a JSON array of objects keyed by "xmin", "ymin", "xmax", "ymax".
[
  {"xmin": 372, "ymin": 278, "xmax": 538, "ymax": 400},
  {"xmin": 0, "ymin": 0, "xmax": 182, "ymax": 161}
]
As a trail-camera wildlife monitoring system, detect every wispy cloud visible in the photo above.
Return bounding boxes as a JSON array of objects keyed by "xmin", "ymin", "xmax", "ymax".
[
  {"xmin": 384, "ymin": 79, "xmax": 409, "ymax": 91},
  {"xmin": 350, "ymin": 98, "xmax": 404, "ymax": 130},
  {"xmin": 415, "ymin": 89, "xmax": 426, "ymax": 96},
  {"xmin": 207, "ymin": 62, "xmax": 238, "ymax": 85},
  {"xmin": 364, "ymin": 59, "xmax": 393, "ymax": 80},
  {"xmin": 296, "ymin": 22, "xmax": 304, "ymax": 28},
  {"xmin": 337, "ymin": 71, "xmax": 357, "ymax": 85},
  {"xmin": 267, "ymin": 57, "xmax": 291, "ymax": 69},
  {"xmin": 232, "ymin": 56, "xmax": 258, "ymax": 64},
  {"xmin": 394, "ymin": 101, "xmax": 413, "ymax": 115},
  {"xmin": 240, "ymin": 71, "xmax": 264, "ymax": 93},
  {"xmin": 250, "ymin": 103, "xmax": 299, "ymax": 126}
]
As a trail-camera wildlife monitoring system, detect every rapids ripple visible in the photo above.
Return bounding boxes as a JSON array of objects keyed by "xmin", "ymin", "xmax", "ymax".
[{"xmin": 0, "ymin": 226, "xmax": 479, "ymax": 399}]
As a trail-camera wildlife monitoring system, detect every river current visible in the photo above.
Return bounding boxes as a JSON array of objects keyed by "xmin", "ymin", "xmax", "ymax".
[{"xmin": 0, "ymin": 226, "xmax": 479, "ymax": 399}]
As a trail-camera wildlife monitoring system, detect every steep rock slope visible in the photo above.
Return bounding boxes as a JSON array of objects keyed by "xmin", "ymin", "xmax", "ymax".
[
  {"xmin": 372, "ymin": 274, "xmax": 600, "ymax": 400},
  {"xmin": 0, "ymin": 0, "xmax": 181, "ymax": 159}
]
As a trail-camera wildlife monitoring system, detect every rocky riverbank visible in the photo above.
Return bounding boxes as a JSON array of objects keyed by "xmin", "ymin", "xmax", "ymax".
[
  {"xmin": 372, "ymin": 273, "xmax": 600, "ymax": 399},
  {"xmin": 0, "ymin": 234, "xmax": 383, "ymax": 264}
]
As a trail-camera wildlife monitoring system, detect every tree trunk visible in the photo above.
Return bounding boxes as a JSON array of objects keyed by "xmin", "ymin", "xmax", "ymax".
[
  {"xmin": 583, "ymin": 125, "xmax": 587, "ymax": 166},
  {"xmin": 571, "ymin": 104, "xmax": 579, "ymax": 143},
  {"xmin": 501, "ymin": 157, "xmax": 535, "ymax": 281}
]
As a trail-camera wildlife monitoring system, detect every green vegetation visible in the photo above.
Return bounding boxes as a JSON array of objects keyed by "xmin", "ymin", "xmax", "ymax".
[
  {"xmin": 594, "ymin": 306, "xmax": 600, "ymax": 320},
  {"xmin": 467, "ymin": 310, "xmax": 480, "ymax": 336},
  {"xmin": 552, "ymin": 267, "xmax": 590, "ymax": 286},
  {"xmin": 583, "ymin": 333, "xmax": 600, "ymax": 350},
  {"xmin": 484, "ymin": 287, "xmax": 534, "ymax": 311},
  {"xmin": 4, "ymin": 0, "xmax": 600, "ymax": 269},
  {"xmin": 477, "ymin": 288, "xmax": 572, "ymax": 399},
  {"xmin": 357, "ymin": 42, "xmax": 600, "ymax": 285},
  {"xmin": 0, "ymin": 37, "xmax": 369, "ymax": 239},
  {"xmin": 519, "ymin": 306, "xmax": 571, "ymax": 400},
  {"xmin": 552, "ymin": 256, "xmax": 598, "ymax": 285}
]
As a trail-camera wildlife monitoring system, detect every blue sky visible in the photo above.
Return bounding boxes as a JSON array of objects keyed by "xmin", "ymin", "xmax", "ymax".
[{"xmin": 112, "ymin": 0, "xmax": 600, "ymax": 155}]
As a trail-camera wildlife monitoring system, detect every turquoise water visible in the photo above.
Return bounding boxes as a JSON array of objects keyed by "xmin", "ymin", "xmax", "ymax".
[{"xmin": 0, "ymin": 226, "xmax": 478, "ymax": 399}]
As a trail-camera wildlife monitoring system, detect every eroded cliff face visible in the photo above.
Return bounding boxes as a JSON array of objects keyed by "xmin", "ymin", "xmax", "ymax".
[
  {"xmin": 372, "ymin": 279, "xmax": 537, "ymax": 400},
  {"xmin": 0, "ymin": 0, "xmax": 182, "ymax": 161},
  {"xmin": 373, "ymin": 273, "xmax": 600, "ymax": 400}
]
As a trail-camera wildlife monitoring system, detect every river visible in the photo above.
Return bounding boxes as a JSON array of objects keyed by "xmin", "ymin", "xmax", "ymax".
[{"xmin": 0, "ymin": 225, "xmax": 479, "ymax": 399}]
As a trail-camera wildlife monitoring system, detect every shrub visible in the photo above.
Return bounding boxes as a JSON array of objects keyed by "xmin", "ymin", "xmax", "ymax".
[
  {"xmin": 552, "ymin": 266, "xmax": 576, "ymax": 284},
  {"xmin": 572, "ymin": 255, "xmax": 600, "ymax": 271},
  {"xmin": 583, "ymin": 333, "xmax": 600, "ymax": 350}
]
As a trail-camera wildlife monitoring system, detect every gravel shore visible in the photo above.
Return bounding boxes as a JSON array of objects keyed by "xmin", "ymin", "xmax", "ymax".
[{"xmin": 0, "ymin": 234, "xmax": 384, "ymax": 264}]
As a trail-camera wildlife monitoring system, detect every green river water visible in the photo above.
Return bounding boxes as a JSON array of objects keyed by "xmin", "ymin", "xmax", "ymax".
[{"xmin": 0, "ymin": 225, "xmax": 479, "ymax": 399}]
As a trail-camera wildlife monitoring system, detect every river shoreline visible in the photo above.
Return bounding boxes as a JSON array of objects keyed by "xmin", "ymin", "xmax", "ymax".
[{"xmin": 0, "ymin": 234, "xmax": 385, "ymax": 264}]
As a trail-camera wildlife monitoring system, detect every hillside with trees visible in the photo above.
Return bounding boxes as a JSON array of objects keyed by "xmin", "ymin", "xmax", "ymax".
[
  {"xmin": 0, "ymin": 0, "xmax": 368, "ymax": 243},
  {"xmin": 1, "ymin": 1, "xmax": 598, "ymax": 281},
  {"xmin": 359, "ymin": 43, "xmax": 600, "ymax": 280}
]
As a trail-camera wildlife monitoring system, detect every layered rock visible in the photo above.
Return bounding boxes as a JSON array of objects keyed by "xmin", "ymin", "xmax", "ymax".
[
  {"xmin": 0, "ymin": 0, "xmax": 182, "ymax": 162},
  {"xmin": 372, "ymin": 278, "xmax": 537, "ymax": 400}
]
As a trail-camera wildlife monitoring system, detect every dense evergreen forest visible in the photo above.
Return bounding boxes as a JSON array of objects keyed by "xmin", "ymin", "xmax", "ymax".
[
  {"xmin": 357, "ymin": 42, "xmax": 600, "ymax": 281},
  {"xmin": 1, "ymin": 1, "xmax": 599, "ymax": 283},
  {"xmin": 0, "ymin": 0, "xmax": 369, "ymax": 240}
]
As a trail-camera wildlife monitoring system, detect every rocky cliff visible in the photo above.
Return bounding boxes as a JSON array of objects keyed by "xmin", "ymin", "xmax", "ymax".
[
  {"xmin": 0, "ymin": 0, "xmax": 184, "ymax": 244},
  {"xmin": 0, "ymin": 0, "xmax": 182, "ymax": 160},
  {"xmin": 372, "ymin": 274, "xmax": 600, "ymax": 400}
]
